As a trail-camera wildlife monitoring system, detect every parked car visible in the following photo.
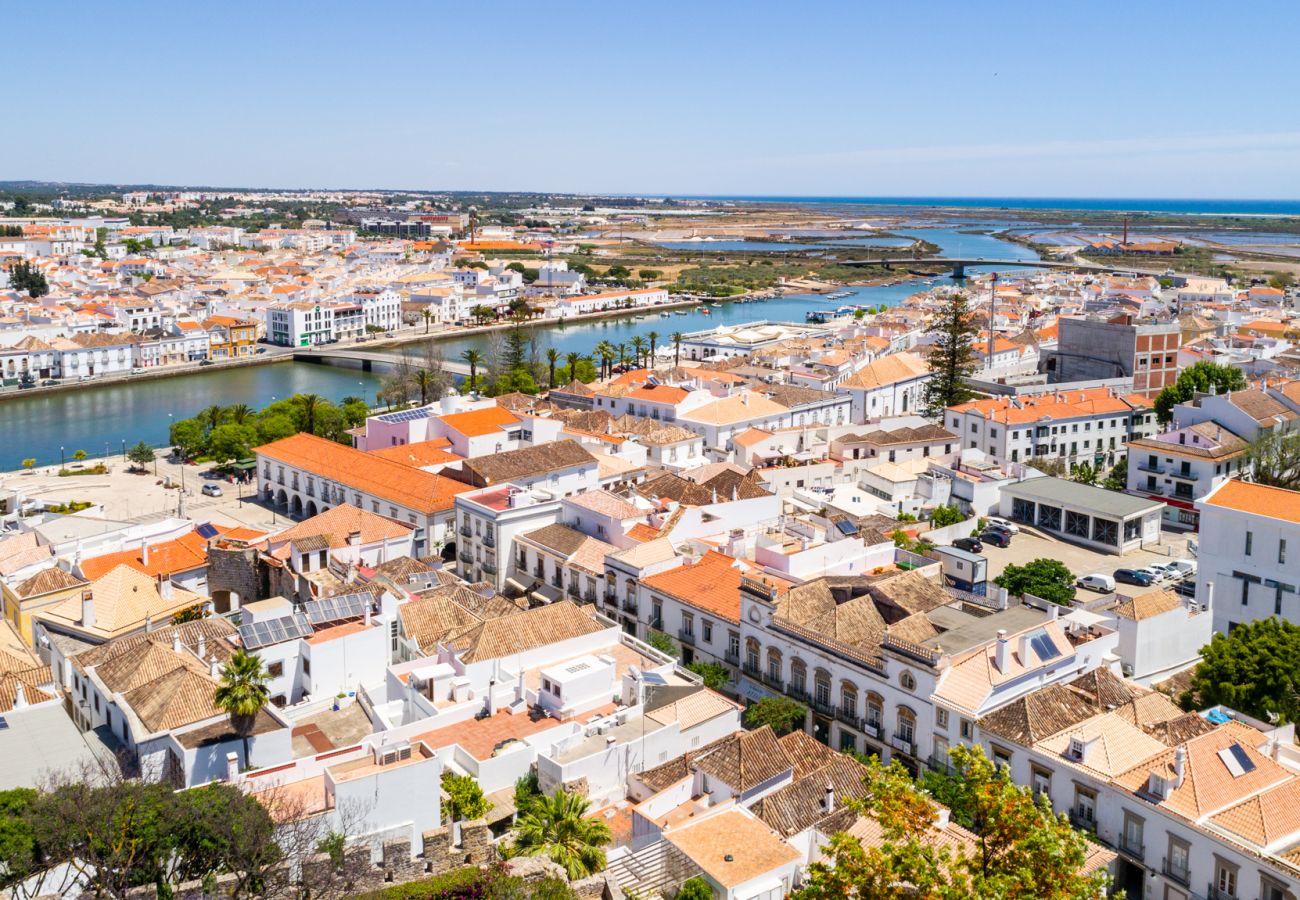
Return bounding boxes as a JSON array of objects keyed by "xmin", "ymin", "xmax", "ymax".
[
  {"xmin": 952, "ymin": 536, "xmax": 983, "ymax": 553},
  {"xmin": 199, "ymin": 359, "xmax": 215, "ymax": 366},
  {"xmin": 984, "ymin": 516, "xmax": 1020, "ymax": 535},
  {"xmin": 1077, "ymin": 573, "xmax": 1116, "ymax": 594},
  {"xmin": 1174, "ymin": 580, "xmax": 1196, "ymax": 599},
  {"xmin": 1114, "ymin": 568, "xmax": 1155, "ymax": 587},
  {"xmin": 41, "ymin": 379, "xmax": 58, "ymax": 386},
  {"xmin": 200, "ymin": 483, "xmax": 224, "ymax": 497},
  {"xmin": 1168, "ymin": 559, "xmax": 1198, "ymax": 579},
  {"xmin": 980, "ymin": 529, "xmax": 1011, "ymax": 548},
  {"xmin": 255, "ymin": 348, "xmax": 268, "ymax": 354},
  {"xmin": 1138, "ymin": 565, "xmax": 1175, "ymax": 583}
]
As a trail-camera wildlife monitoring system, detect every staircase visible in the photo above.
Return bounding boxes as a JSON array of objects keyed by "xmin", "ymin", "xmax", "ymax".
[{"xmin": 605, "ymin": 839, "xmax": 700, "ymax": 898}]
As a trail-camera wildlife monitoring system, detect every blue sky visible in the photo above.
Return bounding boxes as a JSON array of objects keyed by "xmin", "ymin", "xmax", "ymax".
[{"xmin": 7, "ymin": 0, "xmax": 1299, "ymax": 197}]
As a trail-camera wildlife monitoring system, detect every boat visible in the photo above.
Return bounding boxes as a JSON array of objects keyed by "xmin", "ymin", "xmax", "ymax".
[
  {"xmin": 709, "ymin": 303, "xmax": 723, "ymax": 309},
  {"xmin": 675, "ymin": 310, "xmax": 688, "ymax": 316},
  {"xmin": 701, "ymin": 308, "xmax": 712, "ymax": 316},
  {"xmin": 660, "ymin": 311, "xmax": 672, "ymax": 318}
]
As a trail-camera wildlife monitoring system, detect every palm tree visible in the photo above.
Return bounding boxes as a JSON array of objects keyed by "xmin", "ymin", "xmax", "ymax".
[
  {"xmin": 564, "ymin": 352, "xmax": 582, "ymax": 383},
  {"xmin": 227, "ymin": 403, "xmax": 254, "ymax": 425},
  {"xmin": 413, "ymin": 368, "xmax": 435, "ymax": 405},
  {"xmin": 213, "ymin": 649, "xmax": 270, "ymax": 769},
  {"xmin": 616, "ymin": 343, "xmax": 628, "ymax": 370},
  {"xmin": 294, "ymin": 393, "xmax": 324, "ymax": 435},
  {"xmin": 593, "ymin": 341, "xmax": 615, "ymax": 379},
  {"xmin": 509, "ymin": 790, "xmax": 612, "ymax": 880},
  {"xmin": 421, "ymin": 308, "xmax": 433, "ymax": 334},
  {"xmin": 199, "ymin": 404, "xmax": 226, "ymax": 432},
  {"xmin": 629, "ymin": 336, "xmax": 647, "ymax": 369},
  {"xmin": 545, "ymin": 347, "xmax": 560, "ymax": 387},
  {"xmin": 461, "ymin": 348, "xmax": 483, "ymax": 391},
  {"xmin": 671, "ymin": 331, "xmax": 684, "ymax": 367},
  {"xmin": 647, "ymin": 330, "xmax": 660, "ymax": 364}
]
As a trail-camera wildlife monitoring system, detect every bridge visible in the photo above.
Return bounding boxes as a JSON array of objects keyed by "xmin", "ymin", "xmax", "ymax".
[
  {"xmin": 842, "ymin": 257, "xmax": 1118, "ymax": 279},
  {"xmin": 294, "ymin": 348, "xmax": 472, "ymax": 377}
]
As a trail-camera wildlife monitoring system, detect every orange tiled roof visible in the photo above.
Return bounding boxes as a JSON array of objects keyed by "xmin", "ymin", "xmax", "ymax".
[
  {"xmin": 949, "ymin": 386, "xmax": 1137, "ymax": 425},
  {"xmin": 255, "ymin": 433, "xmax": 470, "ymax": 514},
  {"xmin": 643, "ymin": 551, "xmax": 742, "ymax": 623},
  {"xmin": 438, "ymin": 406, "xmax": 521, "ymax": 438},
  {"xmin": 80, "ymin": 524, "xmax": 265, "ymax": 580},
  {"xmin": 1201, "ymin": 479, "xmax": 1300, "ymax": 524}
]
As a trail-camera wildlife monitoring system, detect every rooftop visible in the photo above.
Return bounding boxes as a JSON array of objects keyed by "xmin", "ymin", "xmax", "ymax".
[{"xmin": 1002, "ymin": 475, "xmax": 1164, "ymax": 518}]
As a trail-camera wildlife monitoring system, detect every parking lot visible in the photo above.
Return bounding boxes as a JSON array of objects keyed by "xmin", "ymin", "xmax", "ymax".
[{"xmin": 975, "ymin": 522, "xmax": 1195, "ymax": 587}]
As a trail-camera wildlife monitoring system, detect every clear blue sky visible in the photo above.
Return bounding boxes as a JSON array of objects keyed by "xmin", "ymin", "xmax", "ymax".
[{"xmin": 7, "ymin": 0, "xmax": 1299, "ymax": 198}]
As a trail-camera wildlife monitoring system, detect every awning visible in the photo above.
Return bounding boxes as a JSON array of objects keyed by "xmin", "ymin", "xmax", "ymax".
[
  {"xmin": 504, "ymin": 577, "xmax": 529, "ymax": 596},
  {"xmin": 1062, "ymin": 608, "xmax": 1109, "ymax": 628},
  {"xmin": 531, "ymin": 582, "xmax": 563, "ymax": 604}
]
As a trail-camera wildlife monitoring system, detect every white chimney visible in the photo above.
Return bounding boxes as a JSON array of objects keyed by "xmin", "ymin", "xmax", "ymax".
[
  {"xmin": 364, "ymin": 604, "xmax": 372, "ymax": 626},
  {"xmin": 210, "ymin": 655, "xmax": 221, "ymax": 678},
  {"xmin": 1202, "ymin": 580, "xmax": 1214, "ymax": 612},
  {"xmin": 197, "ymin": 634, "xmax": 206, "ymax": 659},
  {"xmin": 226, "ymin": 751, "xmax": 239, "ymax": 781},
  {"xmin": 1018, "ymin": 632, "xmax": 1033, "ymax": 663},
  {"xmin": 157, "ymin": 573, "xmax": 173, "ymax": 601},
  {"xmin": 994, "ymin": 630, "xmax": 1010, "ymax": 672},
  {"xmin": 13, "ymin": 682, "xmax": 26, "ymax": 709},
  {"xmin": 80, "ymin": 590, "xmax": 95, "ymax": 629},
  {"xmin": 347, "ymin": 530, "xmax": 361, "ymax": 547},
  {"xmin": 934, "ymin": 807, "xmax": 950, "ymax": 830},
  {"xmin": 142, "ymin": 542, "xmax": 150, "ymax": 567},
  {"xmin": 173, "ymin": 632, "xmax": 182, "ymax": 653},
  {"xmin": 1173, "ymin": 746, "xmax": 1186, "ymax": 788},
  {"xmin": 144, "ymin": 613, "xmax": 152, "ymax": 632},
  {"xmin": 823, "ymin": 783, "xmax": 835, "ymax": 812}
]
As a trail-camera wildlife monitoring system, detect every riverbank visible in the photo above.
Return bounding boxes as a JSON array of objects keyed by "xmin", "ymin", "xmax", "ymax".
[{"xmin": 0, "ymin": 349, "xmax": 290, "ymax": 402}]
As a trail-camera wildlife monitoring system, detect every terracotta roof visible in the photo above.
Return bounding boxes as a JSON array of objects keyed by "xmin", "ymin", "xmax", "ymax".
[
  {"xmin": 1201, "ymin": 479, "xmax": 1300, "ymax": 524},
  {"xmin": 257, "ymin": 433, "xmax": 469, "ymax": 514},
  {"xmin": 664, "ymin": 809, "xmax": 800, "ymax": 889},
  {"xmin": 692, "ymin": 725, "xmax": 792, "ymax": 792},
  {"xmin": 521, "ymin": 523, "xmax": 588, "ymax": 558},
  {"xmin": 949, "ymin": 386, "xmax": 1139, "ymax": 425},
  {"xmin": 777, "ymin": 729, "xmax": 840, "ymax": 779},
  {"xmin": 80, "ymin": 524, "xmax": 263, "ymax": 581},
  {"xmin": 563, "ymin": 489, "xmax": 642, "ymax": 520},
  {"xmin": 269, "ymin": 503, "xmax": 412, "ymax": 555},
  {"xmin": 438, "ymin": 406, "xmax": 521, "ymax": 437},
  {"xmin": 840, "ymin": 352, "xmax": 930, "ymax": 389},
  {"xmin": 14, "ymin": 566, "xmax": 86, "ymax": 599},
  {"xmin": 643, "ymin": 551, "xmax": 741, "ymax": 624},
  {"xmin": 369, "ymin": 441, "xmax": 462, "ymax": 468},
  {"xmin": 1112, "ymin": 589, "xmax": 1184, "ymax": 621},
  {"xmin": 1227, "ymin": 388, "xmax": 1297, "ymax": 425},
  {"xmin": 978, "ymin": 682, "xmax": 1102, "ymax": 746},
  {"xmin": 455, "ymin": 600, "xmax": 604, "ymax": 663},
  {"xmin": 750, "ymin": 754, "xmax": 870, "ymax": 838},
  {"xmin": 38, "ymin": 565, "xmax": 203, "ymax": 640},
  {"xmin": 459, "ymin": 440, "xmax": 594, "ymax": 486},
  {"xmin": 123, "ymin": 665, "xmax": 223, "ymax": 733}
]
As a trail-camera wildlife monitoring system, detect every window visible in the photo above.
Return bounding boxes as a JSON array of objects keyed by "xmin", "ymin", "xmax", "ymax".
[
  {"xmin": 896, "ymin": 708, "xmax": 916, "ymax": 744},
  {"xmin": 992, "ymin": 745, "xmax": 1012, "ymax": 770},
  {"xmin": 745, "ymin": 639, "xmax": 760, "ymax": 672},
  {"xmin": 728, "ymin": 631, "xmax": 740, "ymax": 660},
  {"xmin": 767, "ymin": 648, "xmax": 782, "ymax": 681},
  {"xmin": 1073, "ymin": 787, "xmax": 1095, "ymax": 827},
  {"xmin": 899, "ymin": 670, "xmax": 916, "ymax": 691},
  {"xmin": 814, "ymin": 669, "xmax": 832, "ymax": 707},
  {"xmin": 790, "ymin": 659, "xmax": 807, "ymax": 694},
  {"xmin": 1030, "ymin": 765, "xmax": 1051, "ymax": 797},
  {"xmin": 267, "ymin": 661, "xmax": 284, "ymax": 678},
  {"xmin": 1122, "ymin": 811, "xmax": 1144, "ymax": 857},
  {"xmin": 1281, "ymin": 539, "xmax": 1288, "ymax": 565},
  {"xmin": 1165, "ymin": 835, "xmax": 1190, "ymax": 886},
  {"xmin": 935, "ymin": 708, "xmax": 949, "ymax": 730},
  {"xmin": 839, "ymin": 731, "xmax": 857, "ymax": 753},
  {"xmin": 302, "ymin": 657, "xmax": 311, "ymax": 675},
  {"xmin": 702, "ymin": 619, "xmax": 713, "ymax": 643},
  {"xmin": 681, "ymin": 612, "xmax": 694, "ymax": 637},
  {"xmin": 960, "ymin": 718, "xmax": 973, "ymax": 740},
  {"xmin": 1214, "ymin": 858, "xmax": 1238, "ymax": 898},
  {"xmin": 865, "ymin": 693, "xmax": 883, "ymax": 730},
  {"xmin": 1246, "ymin": 531, "xmax": 1254, "ymax": 556}
]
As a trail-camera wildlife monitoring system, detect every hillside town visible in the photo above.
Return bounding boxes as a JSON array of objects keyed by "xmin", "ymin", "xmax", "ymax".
[{"xmin": 4, "ymin": 186, "xmax": 1300, "ymax": 898}]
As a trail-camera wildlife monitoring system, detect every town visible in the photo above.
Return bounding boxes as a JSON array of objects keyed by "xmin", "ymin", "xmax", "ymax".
[{"xmin": 2, "ymin": 178, "xmax": 1300, "ymax": 900}]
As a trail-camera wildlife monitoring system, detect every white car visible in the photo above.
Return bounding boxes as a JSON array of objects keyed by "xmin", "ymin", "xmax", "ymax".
[
  {"xmin": 201, "ymin": 483, "xmax": 224, "ymax": 498},
  {"xmin": 984, "ymin": 516, "xmax": 1020, "ymax": 534},
  {"xmin": 1140, "ymin": 564, "xmax": 1177, "ymax": 583}
]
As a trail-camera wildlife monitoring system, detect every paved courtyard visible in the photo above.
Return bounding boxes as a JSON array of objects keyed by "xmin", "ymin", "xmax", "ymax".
[{"xmin": 978, "ymin": 522, "xmax": 1195, "ymax": 584}]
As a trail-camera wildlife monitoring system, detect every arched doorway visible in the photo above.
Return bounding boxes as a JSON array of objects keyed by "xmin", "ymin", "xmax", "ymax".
[
  {"xmin": 276, "ymin": 488, "xmax": 288, "ymax": 507},
  {"xmin": 305, "ymin": 500, "xmax": 318, "ymax": 518},
  {"xmin": 211, "ymin": 589, "xmax": 240, "ymax": 614},
  {"xmin": 290, "ymin": 495, "xmax": 303, "ymax": 517}
]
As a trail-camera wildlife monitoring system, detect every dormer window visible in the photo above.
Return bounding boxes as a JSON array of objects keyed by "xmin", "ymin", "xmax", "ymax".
[{"xmin": 1068, "ymin": 737, "xmax": 1085, "ymax": 760}]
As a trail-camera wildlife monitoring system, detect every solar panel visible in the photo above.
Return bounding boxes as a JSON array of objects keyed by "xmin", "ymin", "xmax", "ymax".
[
  {"xmin": 305, "ymin": 592, "xmax": 371, "ymax": 625},
  {"xmin": 1228, "ymin": 743, "xmax": 1256, "ymax": 774},
  {"xmin": 239, "ymin": 613, "xmax": 313, "ymax": 650},
  {"xmin": 195, "ymin": 522, "xmax": 219, "ymax": 540},
  {"xmin": 0, "ymin": 716, "xmax": 8, "ymax": 730},
  {"xmin": 834, "ymin": 519, "xmax": 859, "ymax": 536},
  {"xmin": 1029, "ymin": 631, "xmax": 1061, "ymax": 661}
]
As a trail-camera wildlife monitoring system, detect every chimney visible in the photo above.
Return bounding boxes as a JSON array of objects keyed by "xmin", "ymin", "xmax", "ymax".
[
  {"xmin": 157, "ymin": 573, "xmax": 173, "ymax": 601},
  {"xmin": 142, "ymin": 541, "xmax": 150, "ymax": 567},
  {"xmin": 1202, "ymin": 580, "xmax": 1214, "ymax": 612},
  {"xmin": 210, "ymin": 655, "xmax": 221, "ymax": 678},
  {"xmin": 80, "ymin": 590, "xmax": 95, "ymax": 629},
  {"xmin": 994, "ymin": 630, "xmax": 1010, "ymax": 672},
  {"xmin": 173, "ymin": 631, "xmax": 182, "ymax": 654},
  {"xmin": 934, "ymin": 806, "xmax": 950, "ymax": 830},
  {"xmin": 226, "ymin": 751, "xmax": 239, "ymax": 781},
  {"xmin": 1018, "ymin": 631, "xmax": 1033, "ymax": 664},
  {"xmin": 823, "ymin": 783, "xmax": 835, "ymax": 812},
  {"xmin": 364, "ymin": 604, "xmax": 372, "ymax": 626},
  {"xmin": 347, "ymin": 530, "xmax": 361, "ymax": 547},
  {"xmin": 13, "ymin": 682, "xmax": 26, "ymax": 709},
  {"xmin": 197, "ymin": 634, "xmax": 206, "ymax": 659},
  {"xmin": 143, "ymin": 612, "xmax": 152, "ymax": 632},
  {"xmin": 1173, "ymin": 746, "xmax": 1186, "ymax": 788}
]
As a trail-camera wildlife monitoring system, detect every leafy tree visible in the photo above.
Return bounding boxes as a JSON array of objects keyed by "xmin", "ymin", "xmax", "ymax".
[
  {"xmin": 676, "ymin": 877, "xmax": 713, "ymax": 900},
  {"xmin": 929, "ymin": 505, "xmax": 964, "ymax": 528},
  {"xmin": 1153, "ymin": 360, "xmax": 1247, "ymax": 425},
  {"xmin": 685, "ymin": 661, "xmax": 730, "ymax": 691},
  {"xmin": 671, "ymin": 331, "xmax": 684, "ymax": 367},
  {"xmin": 207, "ymin": 423, "xmax": 258, "ymax": 465},
  {"xmin": 638, "ymin": 269, "xmax": 661, "ymax": 280},
  {"xmin": 508, "ymin": 790, "xmax": 612, "ymax": 880},
  {"xmin": 198, "ymin": 404, "xmax": 227, "ymax": 433},
  {"xmin": 21, "ymin": 458, "xmax": 35, "ymax": 471},
  {"xmin": 647, "ymin": 631, "xmax": 678, "ymax": 657},
  {"xmin": 743, "ymin": 696, "xmax": 806, "ymax": 736},
  {"xmin": 514, "ymin": 771, "xmax": 542, "ymax": 818},
  {"xmin": 6, "ymin": 261, "xmax": 49, "ymax": 298},
  {"xmin": 170, "ymin": 418, "xmax": 207, "ymax": 458},
  {"xmin": 255, "ymin": 413, "xmax": 296, "ymax": 445},
  {"xmin": 213, "ymin": 649, "xmax": 270, "ymax": 768},
  {"xmin": 793, "ymin": 747, "xmax": 1112, "ymax": 900},
  {"xmin": 126, "ymin": 441, "xmax": 155, "ymax": 470},
  {"xmin": 460, "ymin": 348, "xmax": 483, "ymax": 389},
  {"xmin": 441, "ymin": 772, "xmax": 489, "ymax": 823},
  {"xmin": 993, "ymin": 558, "xmax": 1076, "ymax": 606},
  {"xmin": 0, "ymin": 788, "xmax": 38, "ymax": 893},
  {"xmin": 293, "ymin": 393, "xmax": 325, "ymax": 435},
  {"xmin": 1102, "ymin": 456, "xmax": 1128, "ymax": 491},
  {"xmin": 604, "ymin": 264, "xmax": 631, "ymax": 279},
  {"xmin": 1247, "ymin": 429, "xmax": 1300, "ymax": 490},
  {"xmin": 1192, "ymin": 617, "xmax": 1300, "ymax": 723},
  {"xmin": 71, "ymin": 449, "xmax": 87, "ymax": 462},
  {"xmin": 922, "ymin": 292, "xmax": 977, "ymax": 419},
  {"xmin": 226, "ymin": 403, "xmax": 254, "ymax": 425},
  {"xmin": 1069, "ymin": 462, "xmax": 1098, "ymax": 486}
]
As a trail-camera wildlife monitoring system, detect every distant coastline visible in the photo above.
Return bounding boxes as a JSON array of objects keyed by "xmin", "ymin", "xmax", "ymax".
[{"xmin": 664, "ymin": 195, "xmax": 1300, "ymax": 217}]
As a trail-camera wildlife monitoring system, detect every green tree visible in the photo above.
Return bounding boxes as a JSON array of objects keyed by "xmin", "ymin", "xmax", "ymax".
[
  {"xmin": 293, "ymin": 393, "xmax": 325, "ymax": 435},
  {"xmin": 6, "ymin": 261, "xmax": 49, "ymax": 298},
  {"xmin": 126, "ymin": 440, "xmax": 155, "ymax": 471},
  {"xmin": 676, "ymin": 877, "xmax": 713, "ymax": 900},
  {"xmin": 413, "ymin": 368, "xmax": 436, "ymax": 406},
  {"xmin": 441, "ymin": 772, "xmax": 490, "ymax": 823},
  {"xmin": 255, "ymin": 414, "xmax": 296, "ymax": 445},
  {"xmin": 508, "ymin": 790, "xmax": 612, "ymax": 880},
  {"xmin": 226, "ymin": 403, "xmax": 254, "ymax": 425},
  {"xmin": 207, "ymin": 423, "xmax": 258, "ymax": 465},
  {"xmin": 1153, "ymin": 360, "xmax": 1247, "ymax": 425},
  {"xmin": 1069, "ymin": 462, "xmax": 1098, "ymax": 486},
  {"xmin": 198, "ymin": 404, "xmax": 227, "ymax": 433},
  {"xmin": 0, "ymin": 788, "xmax": 38, "ymax": 893},
  {"xmin": 1192, "ymin": 617, "xmax": 1300, "ymax": 723},
  {"xmin": 72, "ymin": 449, "xmax": 87, "ymax": 462},
  {"xmin": 993, "ymin": 558, "xmax": 1076, "ymax": 606},
  {"xmin": 794, "ymin": 747, "xmax": 1112, "ymax": 900},
  {"xmin": 743, "ymin": 696, "xmax": 806, "ymax": 736},
  {"xmin": 604, "ymin": 264, "xmax": 631, "ymax": 279},
  {"xmin": 213, "ymin": 650, "xmax": 270, "ymax": 768},
  {"xmin": 421, "ymin": 307, "xmax": 433, "ymax": 334},
  {"xmin": 647, "ymin": 631, "xmax": 678, "ymax": 657},
  {"xmin": 471, "ymin": 304, "xmax": 497, "ymax": 324},
  {"xmin": 671, "ymin": 331, "xmax": 684, "ymax": 367},
  {"xmin": 647, "ymin": 330, "xmax": 660, "ymax": 362},
  {"xmin": 1246, "ymin": 429, "xmax": 1300, "ymax": 490},
  {"xmin": 929, "ymin": 505, "xmax": 964, "ymax": 528},
  {"xmin": 685, "ymin": 661, "xmax": 730, "ymax": 691},
  {"xmin": 170, "ymin": 418, "xmax": 207, "ymax": 457},
  {"xmin": 545, "ymin": 347, "xmax": 560, "ymax": 387},
  {"xmin": 922, "ymin": 292, "xmax": 977, "ymax": 419},
  {"xmin": 21, "ymin": 458, "xmax": 35, "ymax": 471},
  {"xmin": 1103, "ymin": 456, "xmax": 1128, "ymax": 491},
  {"xmin": 629, "ymin": 335, "xmax": 647, "ymax": 368},
  {"xmin": 460, "ymin": 348, "xmax": 483, "ymax": 390}
]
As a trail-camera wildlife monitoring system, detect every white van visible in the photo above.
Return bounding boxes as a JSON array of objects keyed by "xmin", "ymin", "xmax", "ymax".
[{"xmin": 1077, "ymin": 573, "xmax": 1116, "ymax": 594}]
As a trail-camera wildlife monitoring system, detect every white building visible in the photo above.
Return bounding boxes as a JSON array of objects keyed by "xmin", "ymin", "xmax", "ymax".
[{"xmin": 1125, "ymin": 421, "xmax": 1250, "ymax": 529}]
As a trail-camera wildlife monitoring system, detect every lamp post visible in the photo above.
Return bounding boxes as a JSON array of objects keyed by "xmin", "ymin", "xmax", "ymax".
[{"xmin": 60, "ymin": 446, "xmax": 64, "ymax": 468}]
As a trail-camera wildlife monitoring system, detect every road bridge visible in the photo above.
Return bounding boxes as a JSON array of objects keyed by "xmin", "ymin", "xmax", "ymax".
[
  {"xmin": 293, "ymin": 348, "xmax": 472, "ymax": 377},
  {"xmin": 840, "ymin": 256, "xmax": 1116, "ymax": 279}
]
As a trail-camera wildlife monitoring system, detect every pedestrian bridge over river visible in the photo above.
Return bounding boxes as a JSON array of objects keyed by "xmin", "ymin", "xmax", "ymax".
[
  {"xmin": 293, "ymin": 348, "xmax": 472, "ymax": 377},
  {"xmin": 844, "ymin": 257, "xmax": 1133, "ymax": 278}
]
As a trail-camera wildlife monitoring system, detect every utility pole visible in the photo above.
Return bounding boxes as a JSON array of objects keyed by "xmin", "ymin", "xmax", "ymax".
[{"xmin": 987, "ymin": 271, "xmax": 999, "ymax": 373}]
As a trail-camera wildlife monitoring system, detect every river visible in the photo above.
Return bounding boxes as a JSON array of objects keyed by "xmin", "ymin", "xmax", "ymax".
[{"xmin": 0, "ymin": 228, "xmax": 1037, "ymax": 470}]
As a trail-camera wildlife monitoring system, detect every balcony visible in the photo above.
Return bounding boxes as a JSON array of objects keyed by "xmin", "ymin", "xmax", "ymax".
[
  {"xmin": 583, "ymin": 590, "xmax": 597, "ymax": 604},
  {"xmin": 811, "ymin": 696, "xmax": 836, "ymax": 717},
  {"xmin": 483, "ymin": 532, "xmax": 496, "ymax": 548},
  {"xmin": 1068, "ymin": 809, "xmax": 1096, "ymax": 833},
  {"xmin": 742, "ymin": 661, "xmax": 762, "ymax": 679},
  {"xmin": 724, "ymin": 649, "xmax": 740, "ymax": 666},
  {"xmin": 1207, "ymin": 885, "xmax": 1237, "ymax": 900},
  {"xmin": 862, "ymin": 720, "xmax": 880, "ymax": 740},
  {"xmin": 1137, "ymin": 460, "xmax": 1166, "ymax": 474},
  {"xmin": 1118, "ymin": 834, "xmax": 1144, "ymax": 860},
  {"xmin": 891, "ymin": 734, "xmax": 916, "ymax": 757},
  {"xmin": 835, "ymin": 706, "xmax": 860, "ymax": 729},
  {"xmin": 762, "ymin": 671, "xmax": 784, "ymax": 692},
  {"xmin": 678, "ymin": 629, "xmax": 696, "ymax": 646},
  {"xmin": 604, "ymin": 590, "xmax": 617, "ymax": 604},
  {"xmin": 1161, "ymin": 858, "xmax": 1190, "ymax": 888},
  {"xmin": 650, "ymin": 618, "xmax": 663, "ymax": 631},
  {"xmin": 787, "ymin": 686, "xmax": 810, "ymax": 704},
  {"xmin": 1170, "ymin": 468, "xmax": 1200, "ymax": 481},
  {"xmin": 926, "ymin": 754, "xmax": 955, "ymax": 775},
  {"xmin": 459, "ymin": 524, "xmax": 472, "ymax": 537},
  {"xmin": 482, "ymin": 561, "xmax": 497, "ymax": 576}
]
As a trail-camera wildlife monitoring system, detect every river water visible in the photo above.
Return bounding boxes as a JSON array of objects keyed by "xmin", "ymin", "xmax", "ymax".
[{"xmin": 0, "ymin": 228, "xmax": 1037, "ymax": 470}]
